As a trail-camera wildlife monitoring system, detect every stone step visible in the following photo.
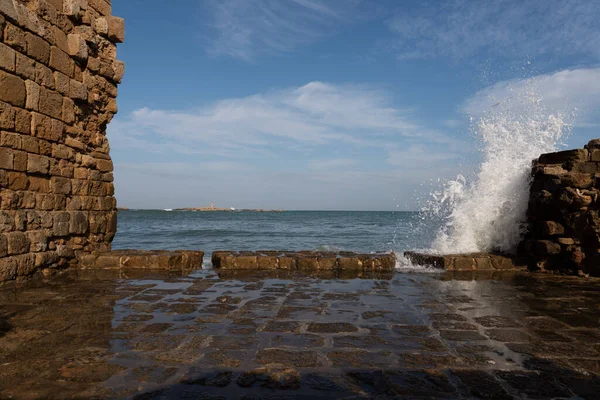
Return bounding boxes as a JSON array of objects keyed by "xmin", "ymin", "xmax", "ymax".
[
  {"xmin": 403, "ymin": 251, "xmax": 528, "ymax": 271},
  {"xmin": 211, "ymin": 251, "xmax": 396, "ymax": 272},
  {"xmin": 77, "ymin": 250, "xmax": 205, "ymax": 270}
]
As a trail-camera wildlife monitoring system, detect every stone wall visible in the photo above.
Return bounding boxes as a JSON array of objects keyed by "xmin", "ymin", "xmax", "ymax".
[
  {"xmin": 0, "ymin": 0, "xmax": 123, "ymax": 282},
  {"xmin": 522, "ymin": 139, "xmax": 600, "ymax": 276}
]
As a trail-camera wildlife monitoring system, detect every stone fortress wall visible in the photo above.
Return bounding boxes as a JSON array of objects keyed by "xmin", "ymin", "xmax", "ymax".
[
  {"xmin": 522, "ymin": 140, "xmax": 600, "ymax": 276},
  {"xmin": 0, "ymin": 0, "xmax": 123, "ymax": 281}
]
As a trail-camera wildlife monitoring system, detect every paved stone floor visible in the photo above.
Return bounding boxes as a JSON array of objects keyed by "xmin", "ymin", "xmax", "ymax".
[{"xmin": 1, "ymin": 269, "xmax": 599, "ymax": 399}]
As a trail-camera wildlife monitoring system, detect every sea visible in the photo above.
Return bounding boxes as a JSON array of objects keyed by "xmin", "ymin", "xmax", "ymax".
[{"xmin": 112, "ymin": 210, "xmax": 435, "ymax": 267}]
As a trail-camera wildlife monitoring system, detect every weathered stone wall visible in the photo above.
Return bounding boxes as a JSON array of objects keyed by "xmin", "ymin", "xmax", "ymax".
[
  {"xmin": 522, "ymin": 139, "xmax": 600, "ymax": 276},
  {"xmin": 0, "ymin": 0, "xmax": 123, "ymax": 282}
]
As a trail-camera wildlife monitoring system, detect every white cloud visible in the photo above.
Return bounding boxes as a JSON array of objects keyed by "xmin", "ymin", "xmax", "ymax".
[
  {"xmin": 462, "ymin": 68, "xmax": 600, "ymax": 127},
  {"xmin": 386, "ymin": 0, "xmax": 600, "ymax": 60},
  {"xmin": 108, "ymin": 81, "xmax": 440, "ymax": 158},
  {"xmin": 386, "ymin": 145, "xmax": 462, "ymax": 169},
  {"xmin": 202, "ymin": 0, "xmax": 362, "ymax": 61}
]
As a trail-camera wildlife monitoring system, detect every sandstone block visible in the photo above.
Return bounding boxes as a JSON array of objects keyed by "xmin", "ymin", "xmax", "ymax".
[
  {"xmin": 0, "ymin": 70, "xmax": 26, "ymax": 106},
  {"xmin": 15, "ymin": 52, "xmax": 35, "ymax": 80},
  {"xmin": 12, "ymin": 150, "xmax": 26, "ymax": 171},
  {"xmin": 67, "ymin": 33, "xmax": 87, "ymax": 61},
  {"xmin": 22, "ymin": 135, "xmax": 39, "ymax": 153},
  {"xmin": 53, "ymin": 71, "xmax": 70, "ymax": 95},
  {"xmin": 3, "ymin": 22, "xmax": 25, "ymax": 51},
  {"xmin": 50, "ymin": 47, "xmax": 74, "ymax": 77},
  {"xmin": 590, "ymin": 149, "xmax": 600, "ymax": 162},
  {"xmin": 92, "ymin": 17, "xmax": 108, "ymax": 35},
  {"xmin": 0, "ymin": 42, "xmax": 16, "ymax": 71},
  {"xmin": 35, "ymin": 0, "xmax": 59, "ymax": 24},
  {"xmin": 105, "ymin": 16, "xmax": 124, "ymax": 43},
  {"xmin": 27, "ymin": 153, "xmax": 50, "ymax": 174},
  {"xmin": 39, "ymin": 87, "xmax": 63, "ymax": 119},
  {"xmin": 0, "ymin": 0, "xmax": 18, "ymax": 22},
  {"xmin": 35, "ymin": 63, "xmax": 54, "ymax": 88},
  {"xmin": 541, "ymin": 221, "xmax": 565, "ymax": 237},
  {"xmin": 69, "ymin": 211, "xmax": 88, "ymax": 234},
  {"xmin": 62, "ymin": 97, "xmax": 75, "ymax": 124},
  {"xmin": 0, "ymin": 100, "xmax": 15, "ymax": 129},
  {"xmin": 112, "ymin": 59, "xmax": 124, "ymax": 83},
  {"xmin": 539, "ymin": 149, "xmax": 588, "ymax": 165},
  {"xmin": 63, "ymin": 0, "xmax": 82, "ymax": 18},
  {"xmin": 28, "ymin": 230, "xmax": 48, "ymax": 252},
  {"xmin": 89, "ymin": 0, "xmax": 111, "ymax": 16},
  {"xmin": 26, "ymin": 32, "xmax": 50, "ymax": 64},
  {"xmin": 0, "ymin": 147, "xmax": 13, "ymax": 169},
  {"xmin": 51, "ymin": 176, "xmax": 71, "ymax": 194},
  {"xmin": 8, "ymin": 171, "xmax": 28, "ymax": 190},
  {"xmin": 53, "ymin": 211, "xmax": 70, "ymax": 236},
  {"xmin": 0, "ymin": 131, "xmax": 19, "ymax": 148},
  {"xmin": 561, "ymin": 173, "xmax": 593, "ymax": 189},
  {"xmin": 69, "ymin": 79, "xmax": 87, "ymax": 100},
  {"xmin": 25, "ymin": 79, "xmax": 40, "ymax": 110},
  {"xmin": 7, "ymin": 231, "xmax": 30, "ymax": 255},
  {"xmin": 0, "ymin": 233, "xmax": 6, "ymax": 257},
  {"xmin": 15, "ymin": 109, "xmax": 31, "ymax": 134},
  {"xmin": 51, "ymin": 25, "xmax": 69, "ymax": 53},
  {"xmin": 535, "ymin": 240, "xmax": 562, "ymax": 256}
]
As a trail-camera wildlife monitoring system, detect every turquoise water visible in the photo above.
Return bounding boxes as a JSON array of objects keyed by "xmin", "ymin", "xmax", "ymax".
[{"xmin": 112, "ymin": 210, "xmax": 435, "ymax": 256}]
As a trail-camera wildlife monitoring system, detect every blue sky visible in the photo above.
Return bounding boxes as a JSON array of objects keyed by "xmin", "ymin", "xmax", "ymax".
[{"xmin": 109, "ymin": 0, "xmax": 600, "ymax": 210}]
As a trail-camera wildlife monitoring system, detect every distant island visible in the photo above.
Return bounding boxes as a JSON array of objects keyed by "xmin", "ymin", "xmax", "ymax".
[{"xmin": 174, "ymin": 203, "xmax": 284, "ymax": 212}]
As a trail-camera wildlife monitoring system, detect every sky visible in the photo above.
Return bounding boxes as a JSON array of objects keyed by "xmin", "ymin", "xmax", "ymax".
[{"xmin": 109, "ymin": 0, "xmax": 600, "ymax": 211}]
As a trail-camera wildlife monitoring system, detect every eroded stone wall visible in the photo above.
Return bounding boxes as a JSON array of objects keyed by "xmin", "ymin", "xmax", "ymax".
[
  {"xmin": 0, "ymin": 0, "xmax": 123, "ymax": 281},
  {"xmin": 522, "ymin": 139, "xmax": 600, "ymax": 276}
]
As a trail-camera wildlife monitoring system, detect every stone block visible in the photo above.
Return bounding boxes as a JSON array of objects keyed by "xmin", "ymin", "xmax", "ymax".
[
  {"xmin": 28, "ymin": 230, "xmax": 48, "ymax": 252},
  {"xmin": 8, "ymin": 171, "xmax": 28, "ymax": 190},
  {"xmin": 69, "ymin": 79, "xmax": 87, "ymax": 100},
  {"xmin": 538, "ymin": 149, "xmax": 588, "ymax": 165},
  {"xmin": 15, "ymin": 109, "xmax": 31, "ymax": 134},
  {"xmin": 0, "ymin": 42, "xmax": 16, "ymax": 71},
  {"xmin": 53, "ymin": 211, "xmax": 70, "ymax": 236},
  {"xmin": 0, "ymin": 131, "xmax": 19, "ymax": 148},
  {"xmin": 113, "ymin": 59, "xmax": 124, "ymax": 82},
  {"xmin": 69, "ymin": 211, "xmax": 88, "ymax": 234},
  {"xmin": 0, "ymin": 146, "xmax": 13, "ymax": 169},
  {"xmin": 39, "ymin": 87, "xmax": 63, "ymax": 119},
  {"xmin": 27, "ymin": 153, "xmax": 50, "ymax": 174},
  {"xmin": 0, "ymin": 70, "xmax": 26, "ymax": 106},
  {"xmin": 63, "ymin": 0, "xmax": 82, "ymax": 18},
  {"xmin": 35, "ymin": 63, "xmax": 54, "ymax": 88},
  {"xmin": 53, "ymin": 71, "xmax": 70, "ymax": 95},
  {"xmin": 0, "ymin": 233, "xmax": 6, "ymax": 257},
  {"xmin": 105, "ymin": 15, "xmax": 124, "ymax": 43},
  {"xmin": 7, "ymin": 231, "xmax": 30, "ymax": 255},
  {"xmin": 540, "ymin": 221, "xmax": 565, "ymax": 237},
  {"xmin": 15, "ymin": 52, "xmax": 35, "ymax": 80},
  {"xmin": 25, "ymin": 79, "xmax": 40, "ymax": 110},
  {"xmin": 92, "ymin": 16, "xmax": 108, "ymax": 35},
  {"xmin": 12, "ymin": 150, "xmax": 26, "ymax": 171},
  {"xmin": 590, "ymin": 149, "xmax": 600, "ymax": 162},
  {"xmin": 67, "ymin": 33, "xmax": 87, "ymax": 61},
  {"xmin": 0, "ymin": 100, "xmax": 15, "ymax": 129},
  {"xmin": 26, "ymin": 32, "xmax": 50, "ymax": 64},
  {"xmin": 49, "ymin": 47, "xmax": 74, "ymax": 77},
  {"xmin": 89, "ymin": 0, "xmax": 111, "ymax": 16},
  {"xmin": 561, "ymin": 173, "xmax": 593, "ymax": 189},
  {"xmin": 535, "ymin": 240, "xmax": 562, "ymax": 256},
  {"xmin": 51, "ymin": 176, "xmax": 71, "ymax": 194},
  {"xmin": 0, "ymin": 0, "xmax": 19, "ymax": 22}
]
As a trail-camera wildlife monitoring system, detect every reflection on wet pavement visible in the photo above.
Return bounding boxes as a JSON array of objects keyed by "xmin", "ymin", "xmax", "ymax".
[{"xmin": 1, "ymin": 269, "xmax": 599, "ymax": 399}]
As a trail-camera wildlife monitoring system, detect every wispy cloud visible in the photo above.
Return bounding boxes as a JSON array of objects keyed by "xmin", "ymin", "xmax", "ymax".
[
  {"xmin": 386, "ymin": 0, "xmax": 600, "ymax": 60},
  {"xmin": 109, "ymin": 81, "xmax": 441, "ymax": 158},
  {"xmin": 202, "ymin": 0, "xmax": 362, "ymax": 61},
  {"xmin": 462, "ymin": 68, "xmax": 600, "ymax": 127}
]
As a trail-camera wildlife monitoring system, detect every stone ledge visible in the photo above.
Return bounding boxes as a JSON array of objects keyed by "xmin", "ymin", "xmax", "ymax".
[
  {"xmin": 211, "ymin": 251, "xmax": 396, "ymax": 272},
  {"xmin": 404, "ymin": 251, "xmax": 528, "ymax": 271},
  {"xmin": 77, "ymin": 250, "xmax": 204, "ymax": 270}
]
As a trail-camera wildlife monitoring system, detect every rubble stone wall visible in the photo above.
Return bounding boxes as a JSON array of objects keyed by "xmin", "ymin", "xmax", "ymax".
[
  {"xmin": 523, "ymin": 139, "xmax": 600, "ymax": 276},
  {"xmin": 0, "ymin": 0, "xmax": 123, "ymax": 282}
]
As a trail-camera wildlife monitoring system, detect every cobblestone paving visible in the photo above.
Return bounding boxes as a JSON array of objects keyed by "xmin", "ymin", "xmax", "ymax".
[{"xmin": 1, "ymin": 269, "xmax": 599, "ymax": 399}]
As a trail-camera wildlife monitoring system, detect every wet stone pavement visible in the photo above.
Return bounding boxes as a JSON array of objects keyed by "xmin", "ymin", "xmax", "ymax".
[{"xmin": 1, "ymin": 269, "xmax": 600, "ymax": 399}]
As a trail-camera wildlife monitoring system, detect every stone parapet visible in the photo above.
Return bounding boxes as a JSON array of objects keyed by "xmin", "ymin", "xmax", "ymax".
[
  {"xmin": 0, "ymin": 0, "xmax": 124, "ymax": 282},
  {"xmin": 403, "ymin": 251, "xmax": 527, "ymax": 271},
  {"xmin": 521, "ymin": 139, "xmax": 600, "ymax": 276},
  {"xmin": 211, "ymin": 251, "xmax": 396, "ymax": 272},
  {"xmin": 78, "ymin": 250, "xmax": 205, "ymax": 271}
]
